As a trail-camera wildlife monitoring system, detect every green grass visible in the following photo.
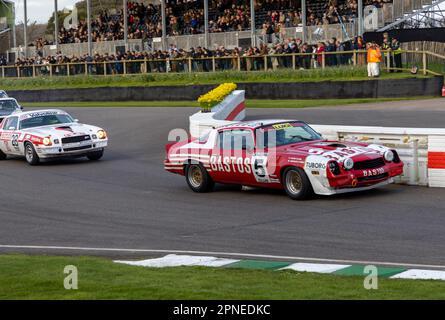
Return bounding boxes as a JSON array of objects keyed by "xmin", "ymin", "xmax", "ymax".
[
  {"xmin": 1, "ymin": 67, "xmax": 430, "ymax": 91},
  {"xmin": 1, "ymin": 254, "xmax": 445, "ymax": 299},
  {"xmin": 22, "ymin": 96, "xmax": 433, "ymax": 109}
]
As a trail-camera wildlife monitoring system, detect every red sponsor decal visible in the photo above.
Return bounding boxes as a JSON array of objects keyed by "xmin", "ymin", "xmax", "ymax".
[{"xmin": 19, "ymin": 134, "xmax": 43, "ymax": 145}]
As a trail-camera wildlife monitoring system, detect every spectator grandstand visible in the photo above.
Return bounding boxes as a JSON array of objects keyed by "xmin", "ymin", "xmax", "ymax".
[{"xmin": 55, "ymin": 0, "xmax": 394, "ymax": 43}]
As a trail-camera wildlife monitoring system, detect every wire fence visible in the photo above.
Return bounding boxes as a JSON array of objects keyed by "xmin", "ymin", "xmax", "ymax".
[{"xmin": 2, "ymin": 50, "xmax": 443, "ymax": 78}]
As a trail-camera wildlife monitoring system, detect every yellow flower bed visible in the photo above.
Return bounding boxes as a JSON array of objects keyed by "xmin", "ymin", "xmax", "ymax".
[{"xmin": 198, "ymin": 83, "xmax": 237, "ymax": 111}]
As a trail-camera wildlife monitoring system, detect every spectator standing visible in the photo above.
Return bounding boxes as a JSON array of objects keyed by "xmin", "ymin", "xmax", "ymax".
[
  {"xmin": 355, "ymin": 36, "xmax": 365, "ymax": 65},
  {"xmin": 382, "ymin": 36, "xmax": 392, "ymax": 72},
  {"xmin": 325, "ymin": 38, "xmax": 337, "ymax": 66},
  {"xmin": 336, "ymin": 40, "xmax": 345, "ymax": 65},
  {"xmin": 367, "ymin": 42, "xmax": 382, "ymax": 77},
  {"xmin": 315, "ymin": 42, "xmax": 325, "ymax": 68},
  {"xmin": 391, "ymin": 37, "xmax": 402, "ymax": 72}
]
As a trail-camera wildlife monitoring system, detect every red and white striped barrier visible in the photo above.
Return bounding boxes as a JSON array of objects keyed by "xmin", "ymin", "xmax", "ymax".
[
  {"xmin": 190, "ymin": 90, "xmax": 245, "ymax": 137},
  {"xmin": 427, "ymin": 136, "xmax": 445, "ymax": 187}
]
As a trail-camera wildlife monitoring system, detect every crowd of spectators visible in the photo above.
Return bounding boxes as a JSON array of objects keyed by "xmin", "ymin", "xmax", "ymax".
[
  {"xmin": 58, "ymin": 2, "xmax": 162, "ymax": 44},
  {"xmin": 52, "ymin": 0, "xmax": 393, "ymax": 44},
  {"xmin": 12, "ymin": 36, "xmax": 373, "ymax": 77}
]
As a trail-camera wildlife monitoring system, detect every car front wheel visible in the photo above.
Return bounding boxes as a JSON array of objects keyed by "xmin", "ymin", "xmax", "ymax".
[
  {"xmin": 24, "ymin": 142, "xmax": 40, "ymax": 165},
  {"xmin": 283, "ymin": 167, "xmax": 313, "ymax": 200},
  {"xmin": 0, "ymin": 149, "xmax": 6, "ymax": 160},
  {"xmin": 185, "ymin": 163, "xmax": 214, "ymax": 193}
]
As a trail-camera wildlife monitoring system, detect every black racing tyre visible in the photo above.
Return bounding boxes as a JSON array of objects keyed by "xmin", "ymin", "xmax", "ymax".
[
  {"xmin": 282, "ymin": 166, "xmax": 314, "ymax": 200},
  {"xmin": 0, "ymin": 149, "xmax": 6, "ymax": 160},
  {"xmin": 24, "ymin": 142, "xmax": 40, "ymax": 165},
  {"xmin": 185, "ymin": 163, "xmax": 214, "ymax": 193},
  {"xmin": 87, "ymin": 149, "xmax": 104, "ymax": 161}
]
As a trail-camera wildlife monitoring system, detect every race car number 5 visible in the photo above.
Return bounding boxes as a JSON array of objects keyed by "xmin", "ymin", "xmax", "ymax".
[{"xmin": 363, "ymin": 167, "xmax": 384, "ymax": 177}]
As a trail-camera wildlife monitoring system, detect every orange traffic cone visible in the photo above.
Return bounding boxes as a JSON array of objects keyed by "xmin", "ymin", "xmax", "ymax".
[{"xmin": 442, "ymin": 85, "xmax": 445, "ymax": 97}]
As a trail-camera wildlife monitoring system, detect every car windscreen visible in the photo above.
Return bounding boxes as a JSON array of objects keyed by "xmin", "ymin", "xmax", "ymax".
[
  {"xmin": 20, "ymin": 114, "xmax": 74, "ymax": 129},
  {"xmin": 0, "ymin": 100, "xmax": 18, "ymax": 111},
  {"xmin": 256, "ymin": 122, "xmax": 322, "ymax": 148}
]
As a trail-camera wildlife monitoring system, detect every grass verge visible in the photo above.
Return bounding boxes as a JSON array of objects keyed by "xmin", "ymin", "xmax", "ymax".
[
  {"xmin": 1, "ymin": 67, "xmax": 429, "ymax": 91},
  {"xmin": 1, "ymin": 254, "xmax": 444, "ymax": 299},
  {"xmin": 22, "ymin": 96, "xmax": 433, "ymax": 109}
]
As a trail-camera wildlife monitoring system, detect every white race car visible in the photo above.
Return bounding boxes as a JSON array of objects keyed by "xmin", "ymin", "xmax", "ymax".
[
  {"xmin": 0, "ymin": 109, "xmax": 108, "ymax": 165},
  {"xmin": 0, "ymin": 98, "xmax": 23, "ymax": 121}
]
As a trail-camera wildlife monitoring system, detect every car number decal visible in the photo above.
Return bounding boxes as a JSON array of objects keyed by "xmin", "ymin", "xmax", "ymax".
[{"xmin": 11, "ymin": 134, "xmax": 19, "ymax": 148}]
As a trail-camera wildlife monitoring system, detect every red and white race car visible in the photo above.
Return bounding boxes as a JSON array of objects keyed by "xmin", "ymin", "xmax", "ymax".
[{"xmin": 164, "ymin": 120, "xmax": 404, "ymax": 200}]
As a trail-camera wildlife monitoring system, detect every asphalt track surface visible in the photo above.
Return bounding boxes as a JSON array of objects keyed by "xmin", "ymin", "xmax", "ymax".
[{"xmin": 1, "ymin": 98, "xmax": 445, "ymax": 267}]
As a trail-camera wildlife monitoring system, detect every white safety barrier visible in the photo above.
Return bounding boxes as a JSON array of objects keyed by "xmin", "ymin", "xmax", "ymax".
[
  {"xmin": 189, "ymin": 90, "xmax": 245, "ymax": 138},
  {"xmin": 310, "ymin": 125, "xmax": 445, "ymax": 187},
  {"xmin": 189, "ymin": 101, "xmax": 445, "ymax": 188}
]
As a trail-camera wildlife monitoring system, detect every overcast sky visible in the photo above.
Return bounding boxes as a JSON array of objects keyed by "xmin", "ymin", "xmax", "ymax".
[{"xmin": 13, "ymin": 0, "xmax": 77, "ymax": 24}]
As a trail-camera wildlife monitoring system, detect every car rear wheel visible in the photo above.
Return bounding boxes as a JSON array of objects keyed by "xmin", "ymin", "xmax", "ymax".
[
  {"xmin": 283, "ymin": 167, "xmax": 313, "ymax": 200},
  {"xmin": 87, "ymin": 150, "xmax": 104, "ymax": 161},
  {"xmin": 185, "ymin": 163, "xmax": 214, "ymax": 193},
  {"xmin": 24, "ymin": 142, "xmax": 40, "ymax": 165}
]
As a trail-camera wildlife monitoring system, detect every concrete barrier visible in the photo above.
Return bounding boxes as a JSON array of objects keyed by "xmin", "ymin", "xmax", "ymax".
[{"xmin": 9, "ymin": 76, "xmax": 443, "ymax": 102}]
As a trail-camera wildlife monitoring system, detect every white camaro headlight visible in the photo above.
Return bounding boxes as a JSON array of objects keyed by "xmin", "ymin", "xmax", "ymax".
[
  {"xmin": 42, "ymin": 137, "xmax": 52, "ymax": 146},
  {"xmin": 97, "ymin": 130, "xmax": 107, "ymax": 139},
  {"xmin": 384, "ymin": 150, "xmax": 394, "ymax": 162},
  {"xmin": 343, "ymin": 157, "xmax": 354, "ymax": 170}
]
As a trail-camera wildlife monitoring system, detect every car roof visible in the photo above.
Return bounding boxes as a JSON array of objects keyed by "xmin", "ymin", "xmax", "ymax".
[{"xmin": 217, "ymin": 119, "xmax": 303, "ymax": 130}]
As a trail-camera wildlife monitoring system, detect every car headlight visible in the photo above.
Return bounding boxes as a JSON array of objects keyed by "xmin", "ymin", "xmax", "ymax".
[
  {"xmin": 343, "ymin": 157, "xmax": 354, "ymax": 170},
  {"xmin": 97, "ymin": 130, "xmax": 107, "ymax": 139},
  {"xmin": 42, "ymin": 137, "xmax": 52, "ymax": 146},
  {"xmin": 384, "ymin": 150, "xmax": 394, "ymax": 162}
]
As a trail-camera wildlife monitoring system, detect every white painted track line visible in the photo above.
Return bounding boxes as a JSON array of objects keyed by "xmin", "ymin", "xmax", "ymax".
[{"xmin": 1, "ymin": 244, "xmax": 445, "ymax": 270}]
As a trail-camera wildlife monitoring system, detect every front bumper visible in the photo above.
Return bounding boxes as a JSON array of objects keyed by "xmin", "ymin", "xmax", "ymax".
[
  {"xmin": 36, "ymin": 140, "xmax": 108, "ymax": 158},
  {"xmin": 307, "ymin": 162, "xmax": 404, "ymax": 195},
  {"xmin": 325, "ymin": 178, "xmax": 394, "ymax": 195}
]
